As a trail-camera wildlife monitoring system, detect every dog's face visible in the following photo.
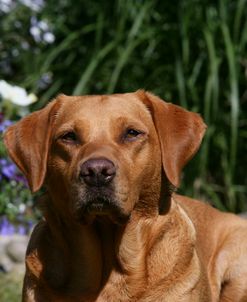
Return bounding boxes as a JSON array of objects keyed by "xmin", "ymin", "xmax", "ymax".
[
  {"xmin": 4, "ymin": 91, "xmax": 206, "ymax": 224},
  {"xmin": 46, "ymin": 93, "xmax": 161, "ymax": 223}
]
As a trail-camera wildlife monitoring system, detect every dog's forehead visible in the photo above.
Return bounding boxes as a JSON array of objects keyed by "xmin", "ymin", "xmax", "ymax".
[{"xmin": 55, "ymin": 93, "xmax": 152, "ymax": 125}]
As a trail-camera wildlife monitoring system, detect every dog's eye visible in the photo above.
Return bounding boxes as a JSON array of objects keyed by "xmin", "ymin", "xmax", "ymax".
[
  {"xmin": 61, "ymin": 131, "xmax": 78, "ymax": 143},
  {"xmin": 124, "ymin": 128, "xmax": 143, "ymax": 141}
]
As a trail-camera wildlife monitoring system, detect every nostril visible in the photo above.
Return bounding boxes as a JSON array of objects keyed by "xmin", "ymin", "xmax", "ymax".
[
  {"xmin": 79, "ymin": 158, "xmax": 116, "ymax": 186},
  {"xmin": 85, "ymin": 167, "xmax": 95, "ymax": 177},
  {"xmin": 102, "ymin": 166, "xmax": 115, "ymax": 177},
  {"xmin": 80, "ymin": 164, "xmax": 94, "ymax": 177}
]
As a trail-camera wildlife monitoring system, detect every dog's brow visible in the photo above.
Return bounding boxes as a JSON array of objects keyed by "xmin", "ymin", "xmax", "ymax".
[{"xmin": 113, "ymin": 116, "xmax": 149, "ymax": 132}]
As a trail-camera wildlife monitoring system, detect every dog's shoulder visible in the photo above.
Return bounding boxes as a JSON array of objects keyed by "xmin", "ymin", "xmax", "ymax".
[
  {"xmin": 175, "ymin": 194, "xmax": 247, "ymax": 230},
  {"xmin": 174, "ymin": 194, "xmax": 247, "ymax": 297},
  {"xmin": 174, "ymin": 193, "xmax": 247, "ymax": 255}
]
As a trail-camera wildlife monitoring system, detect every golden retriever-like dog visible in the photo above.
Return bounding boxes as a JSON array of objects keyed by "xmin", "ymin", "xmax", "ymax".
[{"xmin": 4, "ymin": 91, "xmax": 247, "ymax": 301}]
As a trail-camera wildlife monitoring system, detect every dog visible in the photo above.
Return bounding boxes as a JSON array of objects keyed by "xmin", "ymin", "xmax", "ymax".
[{"xmin": 4, "ymin": 91, "xmax": 247, "ymax": 301}]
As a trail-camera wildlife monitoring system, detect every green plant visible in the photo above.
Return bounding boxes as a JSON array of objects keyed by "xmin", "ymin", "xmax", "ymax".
[
  {"xmin": 0, "ymin": 0, "xmax": 246, "ymax": 212},
  {"xmin": 0, "ymin": 81, "xmax": 37, "ymax": 227},
  {"xmin": 0, "ymin": 271, "xmax": 22, "ymax": 302}
]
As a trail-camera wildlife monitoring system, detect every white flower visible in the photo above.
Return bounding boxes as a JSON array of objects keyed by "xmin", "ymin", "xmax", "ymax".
[
  {"xmin": 30, "ymin": 26, "xmax": 41, "ymax": 43},
  {"xmin": 27, "ymin": 93, "xmax": 37, "ymax": 104},
  {"xmin": 38, "ymin": 20, "xmax": 49, "ymax": 31},
  {"xmin": 30, "ymin": 16, "xmax": 55, "ymax": 44},
  {"xmin": 0, "ymin": 0, "xmax": 13, "ymax": 13},
  {"xmin": 0, "ymin": 80, "xmax": 38, "ymax": 106},
  {"xmin": 0, "ymin": 80, "xmax": 11, "ymax": 99},
  {"xmin": 43, "ymin": 32, "xmax": 55, "ymax": 44},
  {"xmin": 19, "ymin": 203, "xmax": 26, "ymax": 213}
]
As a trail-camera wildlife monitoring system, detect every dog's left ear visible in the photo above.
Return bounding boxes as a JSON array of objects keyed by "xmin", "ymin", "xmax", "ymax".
[
  {"xmin": 137, "ymin": 90, "xmax": 206, "ymax": 188},
  {"xmin": 4, "ymin": 99, "xmax": 61, "ymax": 193}
]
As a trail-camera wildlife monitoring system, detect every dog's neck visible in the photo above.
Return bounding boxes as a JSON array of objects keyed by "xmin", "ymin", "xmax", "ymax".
[{"xmin": 35, "ymin": 194, "xmax": 197, "ymax": 298}]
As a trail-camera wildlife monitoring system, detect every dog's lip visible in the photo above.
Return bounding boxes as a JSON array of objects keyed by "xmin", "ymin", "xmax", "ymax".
[
  {"xmin": 87, "ymin": 202, "xmax": 109, "ymax": 211},
  {"xmin": 75, "ymin": 200, "xmax": 130, "ymax": 225},
  {"xmin": 85, "ymin": 198, "xmax": 112, "ymax": 214}
]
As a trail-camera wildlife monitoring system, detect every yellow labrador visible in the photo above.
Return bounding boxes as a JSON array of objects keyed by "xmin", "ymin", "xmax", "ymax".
[{"xmin": 4, "ymin": 91, "xmax": 247, "ymax": 301}]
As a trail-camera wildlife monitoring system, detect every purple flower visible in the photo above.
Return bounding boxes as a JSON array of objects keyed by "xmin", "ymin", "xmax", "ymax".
[
  {"xmin": 15, "ymin": 174, "xmax": 29, "ymax": 186},
  {"xmin": 0, "ymin": 158, "xmax": 28, "ymax": 185},
  {"xmin": 0, "ymin": 119, "xmax": 12, "ymax": 133},
  {"xmin": 0, "ymin": 216, "xmax": 33, "ymax": 235},
  {"xmin": 0, "ymin": 217, "xmax": 15, "ymax": 235},
  {"xmin": 17, "ymin": 225, "xmax": 26, "ymax": 235},
  {"xmin": 0, "ymin": 158, "xmax": 17, "ymax": 179}
]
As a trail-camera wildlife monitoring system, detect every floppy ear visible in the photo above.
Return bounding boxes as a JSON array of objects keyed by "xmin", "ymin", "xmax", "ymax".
[
  {"xmin": 137, "ymin": 90, "xmax": 206, "ymax": 188},
  {"xmin": 3, "ymin": 100, "xmax": 61, "ymax": 193}
]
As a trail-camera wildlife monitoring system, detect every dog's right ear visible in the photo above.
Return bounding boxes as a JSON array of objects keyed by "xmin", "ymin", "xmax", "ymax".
[{"xmin": 3, "ymin": 99, "xmax": 61, "ymax": 193}]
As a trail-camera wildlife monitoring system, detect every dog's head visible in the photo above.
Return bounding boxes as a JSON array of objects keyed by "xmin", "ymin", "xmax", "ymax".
[{"xmin": 4, "ymin": 91, "xmax": 206, "ymax": 224}]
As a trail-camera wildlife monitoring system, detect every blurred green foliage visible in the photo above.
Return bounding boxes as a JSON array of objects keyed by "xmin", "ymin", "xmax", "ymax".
[
  {"xmin": 0, "ymin": 0, "xmax": 247, "ymax": 212},
  {"xmin": 0, "ymin": 271, "xmax": 22, "ymax": 301}
]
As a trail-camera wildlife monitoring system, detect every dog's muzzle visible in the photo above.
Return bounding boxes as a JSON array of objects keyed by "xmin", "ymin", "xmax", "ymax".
[
  {"xmin": 73, "ymin": 157, "xmax": 129, "ymax": 224},
  {"xmin": 76, "ymin": 157, "xmax": 118, "ymax": 216}
]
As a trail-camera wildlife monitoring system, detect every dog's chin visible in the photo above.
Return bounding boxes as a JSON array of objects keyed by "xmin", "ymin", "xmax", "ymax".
[{"xmin": 74, "ymin": 197, "xmax": 130, "ymax": 225}]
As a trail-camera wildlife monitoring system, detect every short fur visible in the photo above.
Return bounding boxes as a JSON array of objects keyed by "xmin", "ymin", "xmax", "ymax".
[{"xmin": 4, "ymin": 91, "xmax": 247, "ymax": 301}]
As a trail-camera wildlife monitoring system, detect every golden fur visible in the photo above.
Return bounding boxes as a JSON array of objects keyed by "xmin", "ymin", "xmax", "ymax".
[{"xmin": 4, "ymin": 91, "xmax": 247, "ymax": 301}]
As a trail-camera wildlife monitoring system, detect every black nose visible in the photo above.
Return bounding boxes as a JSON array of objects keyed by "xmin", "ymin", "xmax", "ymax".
[{"xmin": 79, "ymin": 158, "xmax": 116, "ymax": 187}]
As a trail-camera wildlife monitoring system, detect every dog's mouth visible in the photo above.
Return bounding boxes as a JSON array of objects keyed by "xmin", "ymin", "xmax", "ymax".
[
  {"xmin": 73, "ymin": 190, "xmax": 130, "ymax": 225},
  {"xmin": 85, "ymin": 197, "xmax": 113, "ymax": 214}
]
